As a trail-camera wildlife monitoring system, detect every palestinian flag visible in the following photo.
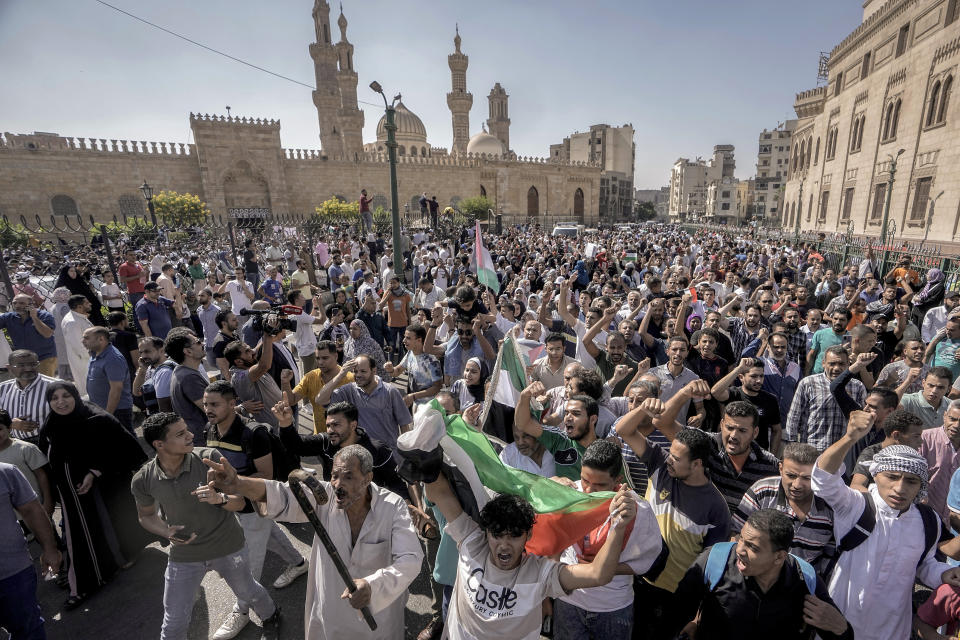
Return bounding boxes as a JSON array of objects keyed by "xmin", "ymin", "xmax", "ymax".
[
  {"xmin": 481, "ymin": 336, "xmax": 544, "ymax": 426},
  {"xmin": 473, "ymin": 220, "xmax": 499, "ymax": 292},
  {"xmin": 624, "ymin": 250, "xmax": 638, "ymax": 262},
  {"xmin": 400, "ymin": 401, "xmax": 616, "ymax": 556}
]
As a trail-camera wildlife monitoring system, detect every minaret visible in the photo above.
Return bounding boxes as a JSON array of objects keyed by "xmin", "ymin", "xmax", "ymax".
[
  {"xmin": 446, "ymin": 25, "xmax": 472, "ymax": 156},
  {"xmin": 486, "ymin": 83, "xmax": 510, "ymax": 152},
  {"xmin": 335, "ymin": 5, "xmax": 364, "ymax": 157},
  {"xmin": 309, "ymin": 0, "xmax": 345, "ymax": 158}
]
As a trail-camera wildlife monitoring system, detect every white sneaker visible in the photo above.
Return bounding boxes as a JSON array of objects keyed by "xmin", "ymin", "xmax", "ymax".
[
  {"xmin": 212, "ymin": 611, "xmax": 249, "ymax": 640},
  {"xmin": 272, "ymin": 559, "xmax": 309, "ymax": 589}
]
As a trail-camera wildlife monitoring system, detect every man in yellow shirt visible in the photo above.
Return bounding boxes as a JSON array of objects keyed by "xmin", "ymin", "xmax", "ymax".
[{"xmin": 289, "ymin": 341, "xmax": 353, "ymax": 433}]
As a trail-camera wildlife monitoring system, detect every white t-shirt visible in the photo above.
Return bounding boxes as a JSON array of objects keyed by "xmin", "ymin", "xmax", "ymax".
[
  {"xmin": 445, "ymin": 513, "xmax": 567, "ymax": 640},
  {"xmin": 225, "ymin": 280, "xmax": 254, "ymax": 315},
  {"xmin": 499, "ymin": 443, "xmax": 555, "ymax": 478},
  {"xmin": 293, "ymin": 312, "xmax": 318, "ymax": 356},
  {"xmin": 99, "ymin": 282, "xmax": 124, "ymax": 310},
  {"xmin": 558, "ymin": 484, "xmax": 662, "ymax": 613},
  {"xmin": 574, "ymin": 320, "xmax": 606, "ymax": 370}
]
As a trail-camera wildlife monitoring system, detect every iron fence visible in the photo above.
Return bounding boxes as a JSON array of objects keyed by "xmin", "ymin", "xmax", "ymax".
[{"xmin": 681, "ymin": 222, "xmax": 960, "ymax": 292}]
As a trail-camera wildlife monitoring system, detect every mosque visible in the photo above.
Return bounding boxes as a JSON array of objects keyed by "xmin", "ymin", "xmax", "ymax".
[{"xmin": 0, "ymin": 1, "xmax": 601, "ymax": 225}]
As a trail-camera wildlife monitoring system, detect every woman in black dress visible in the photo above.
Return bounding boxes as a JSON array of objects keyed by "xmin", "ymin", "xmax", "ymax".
[
  {"xmin": 38, "ymin": 381, "xmax": 151, "ymax": 609},
  {"xmin": 55, "ymin": 263, "xmax": 105, "ymax": 326}
]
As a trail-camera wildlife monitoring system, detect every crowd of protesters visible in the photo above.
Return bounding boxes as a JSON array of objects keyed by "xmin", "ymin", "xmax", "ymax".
[{"xmin": 3, "ymin": 213, "xmax": 960, "ymax": 640}]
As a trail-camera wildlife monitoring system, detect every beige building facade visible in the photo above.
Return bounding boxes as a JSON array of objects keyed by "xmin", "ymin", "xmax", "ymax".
[
  {"xmin": 0, "ymin": 1, "xmax": 601, "ymax": 227},
  {"xmin": 551, "ymin": 124, "xmax": 636, "ymax": 219},
  {"xmin": 783, "ymin": 0, "xmax": 960, "ymax": 241},
  {"xmin": 668, "ymin": 145, "xmax": 736, "ymax": 221},
  {"xmin": 754, "ymin": 121, "xmax": 795, "ymax": 222}
]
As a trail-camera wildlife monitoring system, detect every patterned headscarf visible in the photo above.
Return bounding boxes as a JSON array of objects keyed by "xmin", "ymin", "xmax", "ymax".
[{"xmin": 869, "ymin": 444, "xmax": 929, "ymax": 502}]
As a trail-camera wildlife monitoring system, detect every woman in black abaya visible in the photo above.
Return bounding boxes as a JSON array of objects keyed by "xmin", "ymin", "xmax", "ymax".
[
  {"xmin": 55, "ymin": 263, "xmax": 105, "ymax": 326},
  {"xmin": 38, "ymin": 382, "xmax": 151, "ymax": 609}
]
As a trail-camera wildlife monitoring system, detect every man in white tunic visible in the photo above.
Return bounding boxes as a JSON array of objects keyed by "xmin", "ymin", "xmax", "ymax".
[
  {"xmin": 811, "ymin": 410, "xmax": 960, "ymax": 640},
  {"xmin": 60, "ymin": 295, "xmax": 94, "ymax": 397},
  {"xmin": 204, "ymin": 443, "xmax": 422, "ymax": 640}
]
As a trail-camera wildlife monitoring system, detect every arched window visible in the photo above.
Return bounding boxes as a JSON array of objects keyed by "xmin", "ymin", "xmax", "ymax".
[
  {"xmin": 527, "ymin": 186, "xmax": 539, "ymax": 216},
  {"xmin": 927, "ymin": 81, "xmax": 942, "ymax": 127},
  {"xmin": 480, "ymin": 185, "xmax": 487, "ymax": 198},
  {"xmin": 938, "ymin": 75, "xmax": 953, "ymax": 124},
  {"xmin": 118, "ymin": 194, "xmax": 144, "ymax": 218},
  {"xmin": 51, "ymin": 194, "xmax": 78, "ymax": 218},
  {"xmin": 850, "ymin": 118, "xmax": 861, "ymax": 152},
  {"xmin": 323, "ymin": 23, "xmax": 330, "ymax": 44},
  {"xmin": 421, "ymin": 146, "xmax": 427, "ymax": 157},
  {"xmin": 398, "ymin": 145, "xmax": 406, "ymax": 156},
  {"xmin": 792, "ymin": 144, "xmax": 798, "ymax": 171},
  {"xmin": 892, "ymin": 99, "xmax": 902, "ymax": 136},
  {"xmin": 814, "ymin": 137, "xmax": 821, "ymax": 165},
  {"xmin": 798, "ymin": 140, "xmax": 806, "ymax": 171},
  {"xmin": 806, "ymin": 136, "xmax": 813, "ymax": 168},
  {"xmin": 883, "ymin": 102, "xmax": 894, "ymax": 140},
  {"xmin": 574, "ymin": 188, "xmax": 584, "ymax": 219},
  {"xmin": 410, "ymin": 146, "xmax": 417, "ymax": 157},
  {"xmin": 857, "ymin": 116, "xmax": 866, "ymax": 150}
]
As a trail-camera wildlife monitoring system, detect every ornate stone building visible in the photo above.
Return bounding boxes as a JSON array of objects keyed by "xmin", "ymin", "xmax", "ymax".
[
  {"xmin": 783, "ymin": 0, "xmax": 960, "ymax": 241},
  {"xmin": 0, "ymin": 1, "xmax": 600, "ymax": 226}
]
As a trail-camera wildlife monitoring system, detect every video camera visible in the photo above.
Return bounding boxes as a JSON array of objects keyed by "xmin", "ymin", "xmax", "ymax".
[{"xmin": 239, "ymin": 304, "xmax": 302, "ymax": 336}]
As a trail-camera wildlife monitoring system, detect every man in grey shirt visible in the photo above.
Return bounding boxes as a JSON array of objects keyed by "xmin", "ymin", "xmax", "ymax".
[
  {"xmin": 164, "ymin": 328, "xmax": 211, "ymax": 444},
  {"xmin": 131, "ymin": 412, "xmax": 280, "ymax": 640},
  {"xmin": 223, "ymin": 331, "xmax": 293, "ymax": 430},
  {"xmin": 316, "ymin": 354, "xmax": 411, "ymax": 455}
]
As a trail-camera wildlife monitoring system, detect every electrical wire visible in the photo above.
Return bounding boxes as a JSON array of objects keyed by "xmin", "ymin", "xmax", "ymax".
[{"xmin": 92, "ymin": 0, "xmax": 385, "ymax": 108}]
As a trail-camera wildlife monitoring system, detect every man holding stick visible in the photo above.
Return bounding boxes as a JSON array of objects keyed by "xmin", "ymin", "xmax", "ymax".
[{"xmin": 204, "ymin": 406, "xmax": 423, "ymax": 640}]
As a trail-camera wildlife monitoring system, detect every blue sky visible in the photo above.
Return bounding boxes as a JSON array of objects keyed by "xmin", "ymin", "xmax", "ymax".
[{"xmin": 0, "ymin": 0, "xmax": 864, "ymax": 187}]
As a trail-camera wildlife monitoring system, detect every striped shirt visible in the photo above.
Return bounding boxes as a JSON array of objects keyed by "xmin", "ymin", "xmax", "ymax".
[
  {"xmin": 731, "ymin": 476, "xmax": 836, "ymax": 577},
  {"xmin": 0, "ymin": 374, "xmax": 57, "ymax": 445},
  {"xmin": 706, "ymin": 431, "xmax": 780, "ymax": 514}
]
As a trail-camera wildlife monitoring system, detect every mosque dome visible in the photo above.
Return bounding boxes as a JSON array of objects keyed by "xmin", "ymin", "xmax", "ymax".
[
  {"xmin": 376, "ymin": 101, "xmax": 427, "ymax": 142},
  {"xmin": 466, "ymin": 130, "xmax": 505, "ymax": 156}
]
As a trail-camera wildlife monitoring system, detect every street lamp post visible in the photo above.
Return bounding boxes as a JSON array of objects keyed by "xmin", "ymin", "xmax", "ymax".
[
  {"xmin": 139, "ymin": 180, "xmax": 158, "ymax": 227},
  {"xmin": 370, "ymin": 81, "xmax": 404, "ymax": 285},
  {"xmin": 879, "ymin": 149, "xmax": 905, "ymax": 275}
]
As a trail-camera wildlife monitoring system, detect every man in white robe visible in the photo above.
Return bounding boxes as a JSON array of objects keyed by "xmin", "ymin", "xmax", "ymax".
[
  {"xmin": 60, "ymin": 296, "xmax": 94, "ymax": 397},
  {"xmin": 204, "ymin": 441, "xmax": 422, "ymax": 640}
]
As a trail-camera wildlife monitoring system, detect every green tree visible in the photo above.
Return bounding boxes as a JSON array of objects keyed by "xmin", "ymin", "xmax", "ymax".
[
  {"xmin": 458, "ymin": 195, "xmax": 495, "ymax": 223},
  {"xmin": 152, "ymin": 190, "xmax": 210, "ymax": 226},
  {"xmin": 635, "ymin": 201, "xmax": 657, "ymax": 221},
  {"xmin": 314, "ymin": 197, "xmax": 360, "ymax": 226},
  {"xmin": 0, "ymin": 221, "xmax": 32, "ymax": 249}
]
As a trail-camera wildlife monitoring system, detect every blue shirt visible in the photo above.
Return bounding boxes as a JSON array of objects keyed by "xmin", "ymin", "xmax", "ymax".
[
  {"xmin": 934, "ymin": 338, "xmax": 960, "ymax": 382},
  {"xmin": 443, "ymin": 336, "xmax": 486, "ymax": 381},
  {"xmin": 0, "ymin": 311, "xmax": 56, "ymax": 359},
  {"xmin": 87, "ymin": 344, "xmax": 133, "ymax": 411},
  {"xmin": 261, "ymin": 278, "xmax": 283, "ymax": 304},
  {"xmin": 135, "ymin": 297, "xmax": 174, "ymax": 339}
]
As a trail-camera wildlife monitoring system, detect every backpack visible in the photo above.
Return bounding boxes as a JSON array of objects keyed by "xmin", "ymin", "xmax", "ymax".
[
  {"xmin": 703, "ymin": 541, "xmax": 817, "ymax": 594},
  {"xmin": 836, "ymin": 496, "xmax": 944, "ymax": 567},
  {"xmin": 238, "ymin": 420, "xmax": 300, "ymax": 482}
]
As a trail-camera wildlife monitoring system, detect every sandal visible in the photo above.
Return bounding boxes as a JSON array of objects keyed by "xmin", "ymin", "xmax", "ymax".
[{"xmin": 64, "ymin": 593, "xmax": 87, "ymax": 611}]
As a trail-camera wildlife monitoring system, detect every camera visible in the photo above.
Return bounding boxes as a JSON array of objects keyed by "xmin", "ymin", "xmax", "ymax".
[{"xmin": 239, "ymin": 304, "xmax": 301, "ymax": 336}]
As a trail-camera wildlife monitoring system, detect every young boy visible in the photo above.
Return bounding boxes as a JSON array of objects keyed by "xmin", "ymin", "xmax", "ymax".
[{"xmin": 421, "ymin": 463, "xmax": 637, "ymax": 639}]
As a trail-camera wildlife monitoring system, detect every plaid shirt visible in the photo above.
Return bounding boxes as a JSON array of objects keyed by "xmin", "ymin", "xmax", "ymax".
[
  {"xmin": 784, "ymin": 373, "xmax": 866, "ymax": 452},
  {"xmin": 784, "ymin": 328, "xmax": 807, "ymax": 367},
  {"xmin": 727, "ymin": 317, "xmax": 762, "ymax": 360}
]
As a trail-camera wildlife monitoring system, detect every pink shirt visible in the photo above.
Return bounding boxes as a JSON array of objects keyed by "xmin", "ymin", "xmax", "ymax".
[{"xmin": 920, "ymin": 426, "xmax": 960, "ymax": 522}]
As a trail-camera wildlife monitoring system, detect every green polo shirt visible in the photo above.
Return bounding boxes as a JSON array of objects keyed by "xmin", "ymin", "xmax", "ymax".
[
  {"xmin": 537, "ymin": 427, "xmax": 632, "ymax": 486},
  {"xmin": 130, "ymin": 448, "xmax": 245, "ymax": 563}
]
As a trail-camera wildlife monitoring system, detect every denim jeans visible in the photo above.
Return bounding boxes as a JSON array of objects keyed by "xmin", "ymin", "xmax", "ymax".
[
  {"xmin": 235, "ymin": 513, "xmax": 301, "ymax": 614},
  {"xmin": 160, "ymin": 549, "xmax": 275, "ymax": 640},
  {"xmin": 246, "ymin": 273, "xmax": 260, "ymax": 298},
  {"xmin": 0, "ymin": 565, "xmax": 45, "ymax": 640},
  {"xmin": 553, "ymin": 600, "xmax": 633, "ymax": 640}
]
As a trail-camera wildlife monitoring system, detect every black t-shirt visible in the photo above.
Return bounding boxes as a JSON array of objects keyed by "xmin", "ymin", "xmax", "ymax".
[
  {"xmin": 205, "ymin": 416, "xmax": 272, "ymax": 477},
  {"xmin": 725, "ymin": 387, "xmax": 782, "ymax": 450},
  {"xmin": 243, "ymin": 249, "xmax": 258, "ymax": 274},
  {"xmin": 110, "ymin": 329, "xmax": 139, "ymax": 375},
  {"xmin": 212, "ymin": 331, "xmax": 233, "ymax": 361}
]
